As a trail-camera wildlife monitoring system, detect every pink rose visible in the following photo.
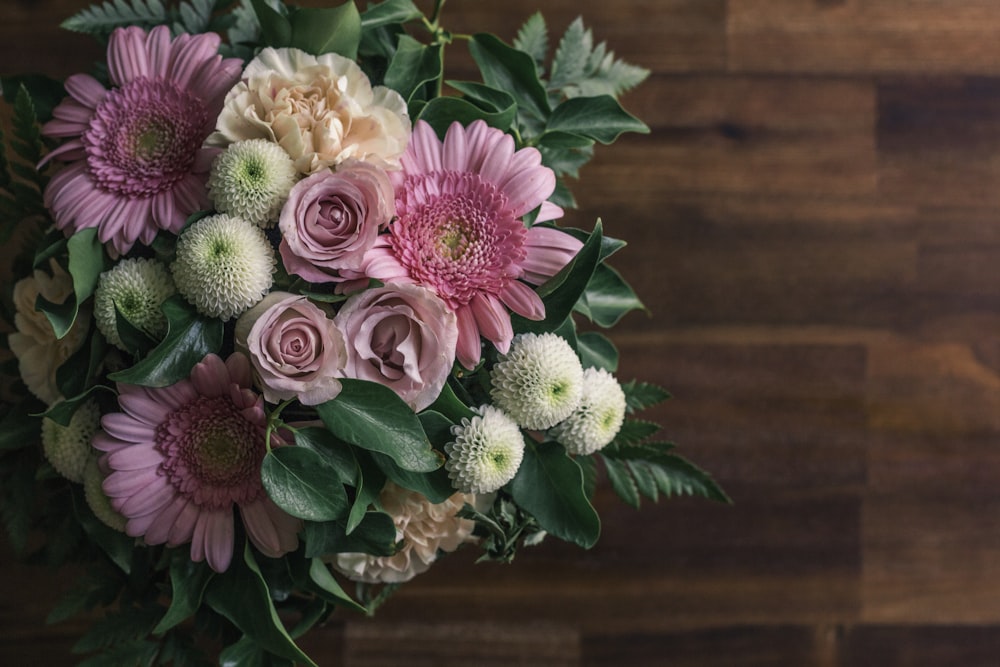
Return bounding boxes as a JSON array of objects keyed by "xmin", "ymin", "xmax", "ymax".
[
  {"xmin": 334, "ymin": 284, "xmax": 458, "ymax": 412},
  {"xmin": 278, "ymin": 160, "xmax": 394, "ymax": 285},
  {"xmin": 235, "ymin": 291, "xmax": 348, "ymax": 405}
]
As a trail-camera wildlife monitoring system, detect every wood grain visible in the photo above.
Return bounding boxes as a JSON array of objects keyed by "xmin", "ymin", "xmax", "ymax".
[{"xmin": 4, "ymin": 0, "xmax": 1000, "ymax": 665}]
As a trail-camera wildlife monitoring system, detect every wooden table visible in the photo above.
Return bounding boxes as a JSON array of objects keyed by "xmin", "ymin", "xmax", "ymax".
[{"xmin": 4, "ymin": 1, "xmax": 1000, "ymax": 664}]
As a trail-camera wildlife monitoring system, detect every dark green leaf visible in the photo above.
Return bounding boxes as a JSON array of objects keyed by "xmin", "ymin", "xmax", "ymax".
[
  {"xmin": 113, "ymin": 301, "xmax": 159, "ymax": 357},
  {"xmin": 261, "ymin": 446, "xmax": 349, "ymax": 522},
  {"xmin": 76, "ymin": 639, "xmax": 159, "ymax": 667},
  {"xmin": 289, "ymin": 2, "xmax": 361, "ymax": 58},
  {"xmin": 308, "ymin": 557, "xmax": 366, "ymax": 612},
  {"xmin": 383, "ymin": 34, "xmax": 441, "ymax": 107},
  {"xmin": 576, "ymin": 453, "xmax": 598, "ymax": 500},
  {"xmin": 509, "ymin": 440, "xmax": 600, "ymax": 548},
  {"xmin": 107, "ymin": 295, "xmax": 223, "ymax": 387},
  {"xmin": 346, "ymin": 448, "xmax": 385, "ymax": 533},
  {"xmin": 316, "ymin": 378, "xmax": 442, "ymax": 472},
  {"xmin": 72, "ymin": 606, "xmax": 161, "ymax": 654},
  {"xmin": 576, "ymin": 331, "xmax": 618, "ymax": 372},
  {"xmin": 628, "ymin": 459, "xmax": 660, "ymax": 501},
  {"xmin": 154, "ymin": 557, "xmax": 214, "ymax": 635},
  {"xmin": 536, "ymin": 130, "xmax": 595, "ymax": 149},
  {"xmin": 602, "ymin": 446, "xmax": 730, "ymax": 504},
  {"xmin": 40, "ymin": 385, "xmax": 112, "ymax": 427},
  {"xmin": 302, "ymin": 510, "xmax": 397, "ymax": 558},
  {"xmin": 575, "ymin": 263, "xmax": 646, "ymax": 328},
  {"xmin": 426, "ymin": 381, "xmax": 475, "ymax": 422},
  {"xmin": 360, "ymin": 0, "xmax": 422, "ymax": 29},
  {"xmin": 219, "ymin": 636, "xmax": 272, "ymax": 667},
  {"xmin": 368, "ymin": 448, "xmax": 453, "ymax": 504},
  {"xmin": 293, "ymin": 427, "xmax": 356, "ymax": 486},
  {"xmin": 546, "ymin": 94, "xmax": 649, "ymax": 144},
  {"xmin": 205, "ymin": 542, "xmax": 317, "ymax": 666},
  {"xmin": 417, "ymin": 95, "xmax": 517, "ymax": 137},
  {"xmin": 1, "ymin": 75, "xmax": 64, "ymax": 123},
  {"xmin": 621, "ymin": 380, "xmax": 671, "ymax": 413},
  {"xmin": 12, "ymin": 85, "xmax": 44, "ymax": 166},
  {"xmin": 603, "ymin": 456, "xmax": 640, "ymax": 508},
  {"xmin": 446, "ymin": 80, "xmax": 517, "ymax": 115},
  {"xmin": 469, "ymin": 33, "xmax": 550, "ymax": 121},
  {"xmin": 0, "ymin": 403, "xmax": 42, "ymax": 452},
  {"xmin": 250, "ymin": 0, "xmax": 292, "ymax": 47},
  {"xmin": 611, "ymin": 419, "xmax": 661, "ymax": 448}
]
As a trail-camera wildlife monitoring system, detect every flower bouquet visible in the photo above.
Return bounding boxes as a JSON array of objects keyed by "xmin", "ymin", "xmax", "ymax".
[{"xmin": 0, "ymin": 0, "xmax": 728, "ymax": 663}]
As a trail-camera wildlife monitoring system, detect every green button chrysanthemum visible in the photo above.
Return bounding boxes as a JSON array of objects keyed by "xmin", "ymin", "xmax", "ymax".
[
  {"xmin": 445, "ymin": 405, "xmax": 525, "ymax": 494},
  {"xmin": 550, "ymin": 368, "xmax": 627, "ymax": 455},
  {"xmin": 94, "ymin": 257, "xmax": 175, "ymax": 351},
  {"xmin": 83, "ymin": 457, "xmax": 127, "ymax": 532},
  {"xmin": 41, "ymin": 399, "xmax": 101, "ymax": 483},
  {"xmin": 171, "ymin": 213, "xmax": 276, "ymax": 320},
  {"xmin": 489, "ymin": 332, "xmax": 584, "ymax": 430},
  {"xmin": 208, "ymin": 139, "xmax": 297, "ymax": 228}
]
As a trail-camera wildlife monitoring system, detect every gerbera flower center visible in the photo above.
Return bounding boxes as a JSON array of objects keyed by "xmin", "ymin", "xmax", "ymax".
[
  {"xmin": 157, "ymin": 396, "xmax": 265, "ymax": 510},
  {"xmin": 84, "ymin": 77, "xmax": 209, "ymax": 198},
  {"xmin": 391, "ymin": 172, "xmax": 527, "ymax": 308}
]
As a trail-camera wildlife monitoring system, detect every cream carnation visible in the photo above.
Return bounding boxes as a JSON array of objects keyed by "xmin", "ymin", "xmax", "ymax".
[
  {"xmin": 551, "ymin": 368, "xmax": 628, "ymax": 455},
  {"xmin": 171, "ymin": 214, "xmax": 276, "ymax": 320},
  {"xmin": 208, "ymin": 139, "xmax": 298, "ymax": 227},
  {"xmin": 208, "ymin": 47, "xmax": 410, "ymax": 174},
  {"xmin": 8, "ymin": 260, "xmax": 90, "ymax": 405},
  {"xmin": 330, "ymin": 482, "xmax": 474, "ymax": 584},
  {"xmin": 94, "ymin": 257, "xmax": 175, "ymax": 351},
  {"xmin": 41, "ymin": 400, "xmax": 102, "ymax": 483},
  {"xmin": 490, "ymin": 333, "xmax": 584, "ymax": 430},
  {"xmin": 445, "ymin": 405, "xmax": 525, "ymax": 494}
]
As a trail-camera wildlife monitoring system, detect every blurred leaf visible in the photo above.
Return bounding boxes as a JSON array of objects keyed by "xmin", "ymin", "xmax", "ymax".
[
  {"xmin": 302, "ymin": 510, "xmax": 397, "ymax": 558},
  {"xmin": 288, "ymin": 2, "xmax": 361, "ymax": 58},
  {"xmin": 546, "ymin": 95, "xmax": 649, "ymax": 144},
  {"xmin": 154, "ymin": 558, "xmax": 214, "ymax": 634},
  {"xmin": 575, "ymin": 263, "xmax": 646, "ymax": 328},
  {"xmin": 308, "ymin": 557, "xmax": 366, "ymax": 612},
  {"xmin": 469, "ymin": 33, "xmax": 550, "ymax": 121},
  {"xmin": 383, "ymin": 34, "xmax": 441, "ymax": 109},
  {"xmin": 576, "ymin": 331, "xmax": 618, "ymax": 372},
  {"xmin": 360, "ymin": 0, "xmax": 422, "ymax": 30}
]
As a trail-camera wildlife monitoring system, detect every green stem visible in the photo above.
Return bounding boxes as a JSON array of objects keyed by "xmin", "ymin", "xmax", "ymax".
[
  {"xmin": 264, "ymin": 399, "xmax": 295, "ymax": 453},
  {"xmin": 430, "ymin": 0, "xmax": 446, "ymax": 24}
]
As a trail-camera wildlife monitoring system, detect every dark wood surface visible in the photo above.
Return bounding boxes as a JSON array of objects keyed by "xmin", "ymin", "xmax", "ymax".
[{"xmin": 4, "ymin": 0, "xmax": 1000, "ymax": 664}]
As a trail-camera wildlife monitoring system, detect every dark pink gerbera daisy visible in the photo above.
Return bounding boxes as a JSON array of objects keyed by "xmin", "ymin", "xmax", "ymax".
[
  {"xmin": 41, "ymin": 26, "xmax": 243, "ymax": 254},
  {"xmin": 363, "ymin": 120, "xmax": 583, "ymax": 369},
  {"xmin": 93, "ymin": 353, "xmax": 300, "ymax": 573}
]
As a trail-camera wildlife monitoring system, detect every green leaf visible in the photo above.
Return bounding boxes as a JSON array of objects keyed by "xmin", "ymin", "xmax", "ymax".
[
  {"xmin": 417, "ymin": 95, "xmax": 517, "ymax": 137},
  {"xmin": 302, "ymin": 510, "xmax": 397, "ymax": 558},
  {"xmin": 383, "ymin": 34, "xmax": 441, "ymax": 107},
  {"xmin": 40, "ymin": 385, "xmax": 113, "ymax": 427},
  {"xmin": 72, "ymin": 606, "xmax": 161, "ymax": 654},
  {"xmin": 575, "ymin": 263, "xmax": 646, "ymax": 327},
  {"xmin": 602, "ymin": 446, "xmax": 730, "ymax": 505},
  {"xmin": 293, "ymin": 427, "xmax": 355, "ymax": 486},
  {"xmin": 509, "ymin": 440, "xmax": 600, "ymax": 548},
  {"xmin": 549, "ymin": 17, "xmax": 590, "ymax": 90},
  {"xmin": 154, "ymin": 558, "xmax": 214, "ymax": 635},
  {"xmin": 38, "ymin": 229, "xmax": 104, "ymax": 340},
  {"xmin": 469, "ymin": 33, "xmax": 550, "ymax": 121},
  {"xmin": 537, "ymin": 130, "xmax": 595, "ymax": 149},
  {"xmin": 603, "ymin": 456, "xmax": 640, "ymax": 508},
  {"xmin": 308, "ymin": 557, "xmax": 366, "ymax": 613},
  {"xmin": 61, "ymin": 0, "xmax": 170, "ymax": 37},
  {"xmin": 513, "ymin": 12, "xmax": 548, "ymax": 74},
  {"xmin": 512, "ymin": 220, "xmax": 602, "ymax": 334},
  {"xmin": 446, "ymin": 80, "xmax": 517, "ymax": 118},
  {"xmin": 250, "ymin": 0, "xmax": 292, "ymax": 47},
  {"xmin": 114, "ymin": 301, "xmax": 160, "ymax": 357},
  {"xmin": 346, "ymin": 448, "xmax": 385, "ymax": 533},
  {"xmin": 316, "ymin": 378, "xmax": 442, "ymax": 472},
  {"xmin": 426, "ymin": 381, "xmax": 475, "ymax": 422},
  {"xmin": 205, "ymin": 542, "xmax": 317, "ymax": 666},
  {"xmin": 289, "ymin": 2, "xmax": 361, "ymax": 58},
  {"xmin": 0, "ymin": 403, "xmax": 41, "ymax": 452},
  {"xmin": 546, "ymin": 95, "xmax": 649, "ymax": 144},
  {"xmin": 611, "ymin": 419, "xmax": 662, "ymax": 448},
  {"xmin": 576, "ymin": 331, "xmax": 618, "ymax": 372},
  {"xmin": 1, "ymin": 75, "xmax": 64, "ymax": 124},
  {"xmin": 360, "ymin": 0, "xmax": 422, "ymax": 30},
  {"xmin": 548, "ymin": 17, "xmax": 649, "ymax": 99},
  {"xmin": 261, "ymin": 446, "xmax": 349, "ymax": 522},
  {"xmin": 107, "ymin": 295, "xmax": 223, "ymax": 387},
  {"xmin": 368, "ymin": 448, "xmax": 454, "ymax": 504},
  {"xmin": 219, "ymin": 635, "xmax": 289, "ymax": 667},
  {"xmin": 621, "ymin": 380, "xmax": 671, "ymax": 413}
]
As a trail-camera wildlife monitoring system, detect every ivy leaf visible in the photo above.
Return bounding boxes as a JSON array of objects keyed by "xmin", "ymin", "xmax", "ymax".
[
  {"xmin": 261, "ymin": 446, "xmax": 349, "ymax": 522},
  {"xmin": 41, "ymin": 385, "xmax": 113, "ymax": 427},
  {"xmin": 293, "ymin": 427, "xmax": 355, "ymax": 486},
  {"xmin": 36, "ymin": 229, "xmax": 105, "ymax": 340},
  {"xmin": 383, "ymin": 34, "xmax": 441, "ymax": 109},
  {"xmin": 346, "ymin": 448, "xmax": 385, "ymax": 533},
  {"xmin": 509, "ymin": 440, "xmax": 600, "ymax": 548},
  {"xmin": 288, "ymin": 2, "xmax": 361, "ymax": 58},
  {"xmin": 307, "ymin": 557, "xmax": 366, "ymax": 613},
  {"xmin": 302, "ymin": 511, "xmax": 397, "ymax": 558},
  {"xmin": 316, "ymin": 378, "xmax": 442, "ymax": 473},
  {"xmin": 576, "ymin": 331, "xmax": 618, "ymax": 372},
  {"xmin": 204, "ymin": 542, "xmax": 317, "ymax": 666},
  {"xmin": 417, "ymin": 95, "xmax": 517, "ymax": 137},
  {"xmin": 574, "ymin": 263, "xmax": 646, "ymax": 328},
  {"xmin": 154, "ymin": 558, "xmax": 214, "ymax": 635},
  {"xmin": 360, "ymin": 0, "xmax": 422, "ymax": 30},
  {"xmin": 250, "ymin": 0, "xmax": 291, "ymax": 47},
  {"xmin": 107, "ymin": 295, "xmax": 223, "ymax": 387},
  {"xmin": 545, "ymin": 95, "xmax": 649, "ymax": 145},
  {"xmin": 469, "ymin": 33, "xmax": 550, "ymax": 122}
]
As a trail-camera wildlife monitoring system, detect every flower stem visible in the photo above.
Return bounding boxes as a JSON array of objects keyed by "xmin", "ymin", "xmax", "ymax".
[{"xmin": 265, "ymin": 399, "xmax": 295, "ymax": 452}]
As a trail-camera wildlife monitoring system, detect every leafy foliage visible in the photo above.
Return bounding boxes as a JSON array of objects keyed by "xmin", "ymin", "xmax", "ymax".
[{"xmin": 61, "ymin": 0, "xmax": 235, "ymax": 39}]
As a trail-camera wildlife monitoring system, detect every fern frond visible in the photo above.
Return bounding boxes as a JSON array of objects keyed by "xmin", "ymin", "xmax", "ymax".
[{"xmin": 61, "ymin": 0, "xmax": 170, "ymax": 37}]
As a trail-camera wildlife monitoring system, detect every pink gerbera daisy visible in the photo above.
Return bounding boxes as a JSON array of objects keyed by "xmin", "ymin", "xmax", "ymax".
[
  {"xmin": 41, "ymin": 26, "xmax": 243, "ymax": 254},
  {"xmin": 364, "ymin": 120, "xmax": 582, "ymax": 369},
  {"xmin": 92, "ymin": 353, "xmax": 300, "ymax": 573}
]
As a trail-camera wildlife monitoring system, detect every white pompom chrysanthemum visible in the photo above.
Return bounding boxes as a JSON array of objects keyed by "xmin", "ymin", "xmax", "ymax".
[
  {"xmin": 93, "ymin": 258, "xmax": 175, "ymax": 351},
  {"xmin": 171, "ymin": 214, "xmax": 276, "ymax": 320},
  {"xmin": 41, "ymin": 400, "xmax": 101, "ymax": 483},
  {"xmin": 550, "ymin": 368, "xmax": 627, "ymax": 455},
  {"xmin": 208, "ymin": 139, "xmax": 297, "ymax": 228},
  {"xmin": 490, "ymin": 333, "xmax": 584, "ymax": 430},
  {"xmin": 445, "ymin": 405, "xmax": 525, "ymax": 493}
]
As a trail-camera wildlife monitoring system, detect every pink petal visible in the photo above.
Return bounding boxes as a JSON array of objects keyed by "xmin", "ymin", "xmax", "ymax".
[
  {"xmin": 461, "ymin": 120, "xmax": 506, "ymax": 173},
  {"xmin": 144, "ymin": 24, "xmax": 172, "ymax": 79},
  {"xmin": 118, "ymin": 388, "xmax": 175, "ymax": 425},
  {"xmin": 478, "ymin": 130, "xmax": 515, "ymax": 185},
  {"xmin": 225, "ymin": 352, "xmax": 253, "ymax": 389},
  {"xmin": 498, "ymin": 163, "xmax": 555, "ymax": 218},
  {"xmin": 192, "ymin": 510, "xmax": 234, "ymax": 573},
  {"xmin": 405, "ymin": 121, "xmax": 443, "ymax": 174},
  {"xmin": 168, "ymin": 31, "xmax": 223, "ymax": 91},
  {"xmin": 499, "ymin": 280, "xmax": 545, "ymax": 321},
  {"xmin": 103, "ymin": 467, "xmax": 157, "ymax": 498},
  {"xmin": 441, "ymin": 120, "xmax": 468, "ymax": 171},
  {"xmin": 64, "ymin": 73, "xmax": 106, "ymax": 109},
  {"xmin": 167, "ymin": 501, "xmax": 200, "ymax": 547},
  {"xmin": 107, "ymin": 444, "xmax": 163, "ymax": 471},
  {"xmin": 241, "ymin": 499, "xmax": 281, "ymax": 557},
  {"xmin": 144, "ymin": 495, "xmax": 190, "ymax": 545},
  {"xmin": 470, "ymin": 293, "xmax": 513, "ymax": 354},
  {"xmin": 120, "ymin": 478, "xmax": 175, "ymax": 524},
  {"xmin": 108, "ymin": 26, "xmax": 151, "ymax": 86},
  {"xmin": 191, "ymin": 354, "xmax": 228, "ymax": 397},
  {"xmin": 454, "ymin": 305, "xmax": 482, "ymax": 370},
  {"xmin": 521, "ymin": 226, "xmax": 584, "ymax": 285},
  {"xmin": 535, "ymin": 201, "xmax": 564, "ymax": 224}
]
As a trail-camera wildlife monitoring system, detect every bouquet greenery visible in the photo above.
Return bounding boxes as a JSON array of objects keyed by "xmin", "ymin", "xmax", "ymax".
[{"xmin": 0, "ymin": 0, "xmax": 728, "ymax": 663}]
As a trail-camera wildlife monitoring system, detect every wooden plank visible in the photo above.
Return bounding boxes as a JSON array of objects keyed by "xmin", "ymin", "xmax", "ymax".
[
  {"xmin": 839, "ymin": 625, "xmax": 1000, "ymax": 666},
  {"xmin": 728, "ymin": 0, "xmax": 1000, "ymax": 75}
]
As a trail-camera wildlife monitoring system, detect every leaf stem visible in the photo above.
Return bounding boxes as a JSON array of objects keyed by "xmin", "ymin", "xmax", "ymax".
[{"xmin": 265, "ymin": 399, "xmax": 295, "ymax": 453}]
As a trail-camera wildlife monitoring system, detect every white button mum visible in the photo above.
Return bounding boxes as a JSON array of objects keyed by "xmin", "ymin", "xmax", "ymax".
[
  {"xmin": 171, "ymin": 214, "xmax": 276, "ymax": 321},
  {"xmin": 489, "ymin": 332, "xmax": 584, "ymax": 430},
  {"xmin": 550, "ymin": 368, "xmax": 628, "ymax": 455},
  {"xmin": 41, "ymin": 400, "xmax": 101, "ymax": 484},
  {"xmin": 94, "ymin": 257, "xmax": 176, "ymax": 351},
  {"xmin": 445, "ymin": 405, "xmax": 525, "ymax": 494},
  {"xmin": 208, "ymin": 139, "xmax": 298, "ymax": 228}
]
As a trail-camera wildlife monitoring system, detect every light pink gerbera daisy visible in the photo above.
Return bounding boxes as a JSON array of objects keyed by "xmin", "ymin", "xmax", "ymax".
[
  {"xmin": 363, "ymin": 120, "xmax": 583, "ymax": 369},
  {"xmin": 41, "ymin": 26, "xmax": 243, "ymax": 254},
  {"xmin": 92, "ymin": 353, "xmax": 300, "ymax": 573}
]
